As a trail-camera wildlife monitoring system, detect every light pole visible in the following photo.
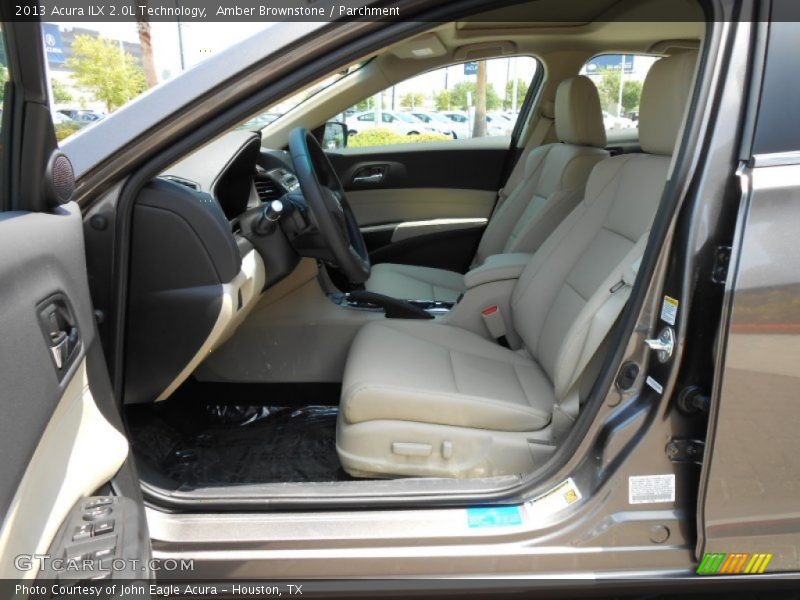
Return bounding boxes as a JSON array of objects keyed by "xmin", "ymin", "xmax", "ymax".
[
  {"xmin": 175, "ymin": 0, "xmax": 185, "ymax": 71},
  {"xmin": 617, "ymin": 54, "xmax": 625, "ymax": 117}
]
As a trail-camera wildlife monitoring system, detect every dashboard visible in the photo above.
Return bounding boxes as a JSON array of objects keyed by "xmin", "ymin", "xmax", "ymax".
[
  {"xmin": 161, "ymin": 131, "xmax": 300, "ymax": 222},
  {"xmin": 124, "ymin": 131, "xmax": 306, "ymax": 404}
]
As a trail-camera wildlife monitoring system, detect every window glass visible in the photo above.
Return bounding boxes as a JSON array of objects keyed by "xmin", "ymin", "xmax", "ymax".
[
  {"xmin": 336, "ymin": 57, "xmax": 539, "ymax": 148},
  {"xmin": 580, "ymin": 54, "xmax": 659, "ymax": 142},
  {"xmin": 41, "ymin": 21, "xmax": 278, "ymax": 142}
]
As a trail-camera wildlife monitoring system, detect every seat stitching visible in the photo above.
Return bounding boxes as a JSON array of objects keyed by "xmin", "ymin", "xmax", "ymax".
[
  {"xmin": 564, "ymin": 279, "xmax": 588, "ymax": 302},
  {"xmin": 447, "ymin": 349, "xmax": 461, "ymax": 394},
  {"xmin": 378, "ymin": 321, "xmax": 533, "ymax": 367},
  {"xmin": 511, "ymin": 362, "xmax": 538, "ymax": 409}
]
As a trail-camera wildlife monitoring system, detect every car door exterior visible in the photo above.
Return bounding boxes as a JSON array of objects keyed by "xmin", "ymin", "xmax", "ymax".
[
  {"xmin": 0, "ymin": 15, "xmax": 150, "ymax": 584},
  {"xmin": 698, "ymin": 11, "xmax": 800, "ymax": 574}
]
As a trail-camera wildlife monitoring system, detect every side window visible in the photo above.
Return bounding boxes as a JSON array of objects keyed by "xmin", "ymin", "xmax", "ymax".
[
  {"xmin": 340, "ymin": 57, "xmax": 539, "ymax": 148},
  {"xmin": 580, "ymin": 54, "xmax": 660, "ymax": 142}
]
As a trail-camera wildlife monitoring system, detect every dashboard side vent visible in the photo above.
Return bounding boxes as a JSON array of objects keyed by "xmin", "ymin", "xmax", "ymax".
[
  {"xmin": 162, "ymin": 175, "xmax": 200, "ymax": 190},
  {"xmin": 255, "ymin": 178, "xmax": 282, "ymax": 202}
]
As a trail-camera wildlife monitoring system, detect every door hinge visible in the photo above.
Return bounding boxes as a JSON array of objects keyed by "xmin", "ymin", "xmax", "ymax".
[
  {"xmin": 711, "ymin": 246, "xmax": 732, "ymax": 284},
  {"xmin": 666, "ymin": 438, "xmax": 705, "ymax": 464}
]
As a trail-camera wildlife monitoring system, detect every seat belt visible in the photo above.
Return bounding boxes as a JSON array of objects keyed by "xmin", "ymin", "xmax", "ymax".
[
  {"xmin": 494, "ymin": 102, "xmax": 555, "ymax": 215},
  {"xmin": 550, "ymin": 254, "xmax": 642, "ymax": 442}
]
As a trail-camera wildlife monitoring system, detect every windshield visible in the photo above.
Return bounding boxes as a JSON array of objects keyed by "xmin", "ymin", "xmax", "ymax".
[
  {"xmin": 43, "ymin": 21, "xmax": 278, "ymax": 142},
  {"xmin": 238, "ymin": 61, "xmax": 367, "ymax": 132},
  {"xmin": 395, "ymin": 112, "xmax": 419, "ymax": 123}
]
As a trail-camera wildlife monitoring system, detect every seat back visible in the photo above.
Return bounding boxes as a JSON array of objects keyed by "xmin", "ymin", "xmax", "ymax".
[
  {"xmin": 474, "ymin": 76, "xmax": 609, "ymax": 265},
  {"xmin": 510, "ymin": 51, "xmax": 698, "ymax": 400}
]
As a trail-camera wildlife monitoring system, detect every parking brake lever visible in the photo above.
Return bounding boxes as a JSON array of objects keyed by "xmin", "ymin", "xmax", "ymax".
[{"xmin": 347, "ymin": 290, "xmax": 433, "ymax": 320}]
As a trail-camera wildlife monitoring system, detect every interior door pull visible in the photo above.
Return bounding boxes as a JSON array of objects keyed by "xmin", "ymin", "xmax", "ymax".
[
  {"xmin": 351, "ymin": 164, "xmax": 388, "ymax": 185},
  {"xmin": 49, "ymin": 330, "xmax": 69, "ymax": 369},
  {"xmin": 353, "ymin": 172, "xmax": 384, "ymax": 184},
  {"xmin": 37, "ymin": 294, "xmax": 81, "ymax": 378}
]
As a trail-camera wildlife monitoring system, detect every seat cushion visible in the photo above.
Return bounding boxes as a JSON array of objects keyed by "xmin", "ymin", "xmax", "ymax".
[
  {"xmin": 365, "ymin": 263, "xmax": 465, "ymax": 301},
  {"xmin": 341, "ymin": 320, "xmax": 554, "ymax": 432}
]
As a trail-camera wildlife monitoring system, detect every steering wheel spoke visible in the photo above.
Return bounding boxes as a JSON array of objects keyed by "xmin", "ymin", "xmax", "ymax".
[{"xmin": 288, "ymin": 128, "xmax": 371, "ymax": 284}]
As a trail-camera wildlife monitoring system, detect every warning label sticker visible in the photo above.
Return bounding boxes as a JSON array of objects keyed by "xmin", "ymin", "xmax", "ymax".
[
  {"xmin": 526, "ymin": 478, "xmax": 582, "ymax": 519},
  {"xmin": 660, "ymin": 295, "xmax": 679, "ymax": 326},
  {"xmin": 629, "ymin": 474, "xmax": 676, "ymax": 504}
]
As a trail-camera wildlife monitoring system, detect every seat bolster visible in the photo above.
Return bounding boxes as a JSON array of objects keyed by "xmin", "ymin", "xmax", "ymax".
[{"xmin": 342, "ymin": 384, "xmax": 551, "ymax": 432}]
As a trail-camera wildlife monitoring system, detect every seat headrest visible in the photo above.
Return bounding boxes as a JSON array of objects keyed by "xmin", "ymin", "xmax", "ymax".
[
  {"xmin": 639, "ymin": 51, "xmax": 698, "ymax": 155},
  {"xmin": 554, "ymin": 75, "xmax": 606, "ymax": 148}
]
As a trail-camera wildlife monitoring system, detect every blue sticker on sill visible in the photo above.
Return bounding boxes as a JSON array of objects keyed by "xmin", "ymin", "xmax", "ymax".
[{"xmin": 467, "ymin": 506, "xmax": 522, "ymax": 528}]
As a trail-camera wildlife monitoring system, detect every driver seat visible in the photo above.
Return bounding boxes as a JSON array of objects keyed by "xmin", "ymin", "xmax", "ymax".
[
  {"xmin": 364, "ymin": 75, "xmax": 609, "ymax": 302},
  {"xmin": 336, "ymin": 51, "xmax": 697, "ymax": 479}
]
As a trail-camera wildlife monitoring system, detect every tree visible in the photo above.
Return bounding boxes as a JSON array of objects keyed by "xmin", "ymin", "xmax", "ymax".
[
  {"xmin": 620, "ymin": 79, "xmax": 643, "ymax": 114},
  {"xmin": 400, "ymin": 92, "xmax": 425, "ymax": 109},
  {"xmin": 0, "ymin": 67, "xmax": 7, "ymax": 103},
  {"xmin": 51, "ymin": 79, "xmax": 73, "ymax": 104},
  {"xmin": 136, "ymin": 0, "xmax": 159, "ymax": 88},
  {"xmin": 504, "ymin": 78, "xmax": 529, "ymax": 111},
  {"xmin": 66, "ymin": 35, "xmax": 147, "ymax": 112},
  {"xmin": 354, "ymin": 98, "xmax": 372, "ymax": 111},
  {"xmin": 596, "ymin": 69, "xmax": 643, "ymax": 116},
  {"xmin": 445, "ymin": 80, "xmax": 501, "ymax": 111},
  {"xmin": 434, "ymin": 89, "xmax": 451, "ymax": 111}
]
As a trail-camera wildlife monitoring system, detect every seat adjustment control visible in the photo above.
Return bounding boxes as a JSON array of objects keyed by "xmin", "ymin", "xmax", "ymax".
[{"xmin": 392, "ymin": 442, "xmax": 432, "ymax": 457}]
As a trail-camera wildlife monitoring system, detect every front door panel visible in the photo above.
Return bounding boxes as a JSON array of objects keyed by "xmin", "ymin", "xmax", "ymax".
[{"xmin": 328, "ymin": 138, "xmax": 509, "ymax": 271}]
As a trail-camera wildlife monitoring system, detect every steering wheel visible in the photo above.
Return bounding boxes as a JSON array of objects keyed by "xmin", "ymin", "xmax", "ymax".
[{"xmin": 288, "ymin": 128, "xmax": 371, "ymax": 284}]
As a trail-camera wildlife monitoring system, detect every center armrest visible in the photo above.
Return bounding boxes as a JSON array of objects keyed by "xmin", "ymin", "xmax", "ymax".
[{"xmin": 464, "ymin": 253, "xmax": 532, "ymax": 289}]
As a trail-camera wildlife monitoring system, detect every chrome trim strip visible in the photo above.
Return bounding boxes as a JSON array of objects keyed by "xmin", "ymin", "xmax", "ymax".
[
  {"xmin": 750, "ymin": 151, "xmax": 800, "ymax": 168},
  {"xmin": 361, "ymin": 217, "xmax": 487, "ymax": 233}
]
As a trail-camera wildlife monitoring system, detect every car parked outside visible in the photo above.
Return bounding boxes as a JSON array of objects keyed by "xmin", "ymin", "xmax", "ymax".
[
  {"xmin": 346, "ymin": 109, "xmax": 437, "ymax": 136},
  {"xmin": 57, "ymin": 108, "xmax": 104, "ymax": 124},
  {"xmin": 602, "ymin": 110, "xmax": 635, "ymax": 130},
  {"xmin": 408, "ymin": 110, "xmax": 460, "ymax": 138}
]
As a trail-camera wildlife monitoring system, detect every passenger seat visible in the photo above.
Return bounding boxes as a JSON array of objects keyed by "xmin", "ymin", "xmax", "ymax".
[
  {"xmin": 337, "ymin": 51, "xmax": 698, "ymax": 479},
  {"xmin": 364, "ymin": 76, "xmax": 609, "ymax": 302}
]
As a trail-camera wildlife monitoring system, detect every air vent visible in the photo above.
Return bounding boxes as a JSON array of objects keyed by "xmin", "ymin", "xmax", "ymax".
[
  {"xmin": 162, "ymin": 175, "xmax": 200, "ymax": 190},
  {"xmin": 255, "ymin": 178, "xmax": 282, "ymax": 202}
]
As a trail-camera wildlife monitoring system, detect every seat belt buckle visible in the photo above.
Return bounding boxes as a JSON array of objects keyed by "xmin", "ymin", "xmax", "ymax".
[{"xmin": 481, "ymin": 305, "xmax": 510, "ymax": 348}]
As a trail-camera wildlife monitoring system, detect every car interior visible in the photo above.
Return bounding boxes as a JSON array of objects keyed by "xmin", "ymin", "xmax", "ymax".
[{"xmin": 121, "ymin": 0, "xmax": 706, "ymax": 501}]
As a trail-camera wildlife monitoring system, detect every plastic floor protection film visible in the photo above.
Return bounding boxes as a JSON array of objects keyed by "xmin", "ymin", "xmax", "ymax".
[{"xmin": 126, "ymin": 403, "xmax": 354, "ymax": 489}]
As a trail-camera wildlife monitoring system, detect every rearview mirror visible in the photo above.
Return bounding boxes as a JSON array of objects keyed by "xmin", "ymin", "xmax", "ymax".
[{"xmin": 323, "ymin": 121, "xmax": 348, "ymax": 150}]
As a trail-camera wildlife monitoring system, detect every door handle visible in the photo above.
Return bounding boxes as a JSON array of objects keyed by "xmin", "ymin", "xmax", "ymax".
[
  {"xmin": 49, "ymin": 330, "xmax": 70, "ymax": 369},
  {"xmin": 352, "ymin": 173, "xmax": 384, "ymax": 184},
  {"xmin": 351, "ymin": 165, "xmax": 387, "ymax": 185},
  {"xmin": 38, "ymin": 295, "xmax": 81, "ymax": 377}
]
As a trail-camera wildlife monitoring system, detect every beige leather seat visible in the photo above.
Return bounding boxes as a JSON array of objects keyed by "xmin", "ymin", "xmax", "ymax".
[
  {"xmin": 365, "ymin": 76, "xmax": 609, "ymax": 302},
  {"xmin": 337, "ymin": 52, "xmax": 697, "ymax": 479}
]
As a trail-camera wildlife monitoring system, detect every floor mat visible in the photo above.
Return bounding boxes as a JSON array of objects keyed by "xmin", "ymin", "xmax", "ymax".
[{"xmin": 127, "ymin": 404, "xmax": 354, "ymax": 489}]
